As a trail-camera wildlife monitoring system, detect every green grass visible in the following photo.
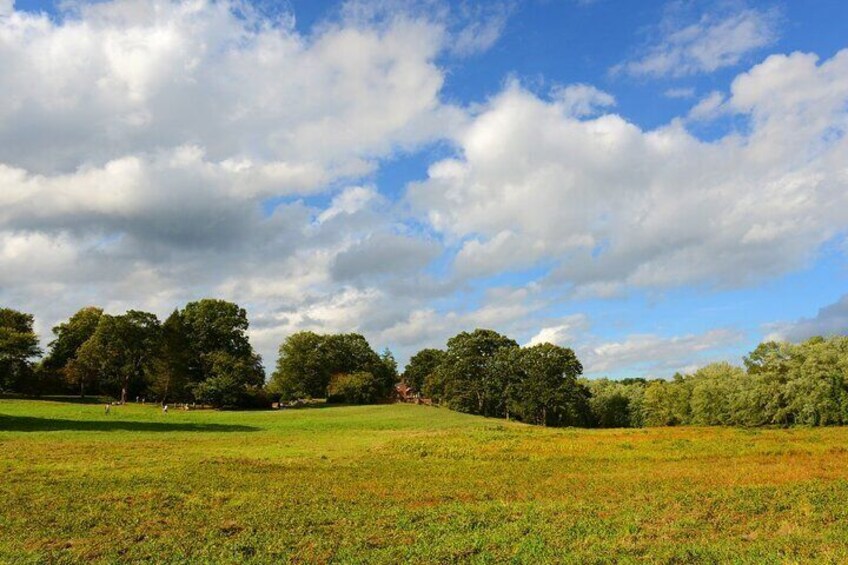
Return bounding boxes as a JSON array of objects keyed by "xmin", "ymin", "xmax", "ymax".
[{"xmin": 2, "ymin": 399, "xmax": 848, "ymax": 563}]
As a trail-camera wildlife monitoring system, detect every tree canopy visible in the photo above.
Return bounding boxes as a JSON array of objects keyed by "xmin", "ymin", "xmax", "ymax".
[{"xmin": 0, "ymin": 308, "xmax": 42, "ymax": 393}]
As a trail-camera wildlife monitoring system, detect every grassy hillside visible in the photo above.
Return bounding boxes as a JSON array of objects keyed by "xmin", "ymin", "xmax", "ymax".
[{"xmin": 2, "ymin": 399, "xmax": 848, "ymax": 563}]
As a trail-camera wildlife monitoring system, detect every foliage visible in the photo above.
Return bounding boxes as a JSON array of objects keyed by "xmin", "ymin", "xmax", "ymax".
[
  {"xmin": 402, "ymin": 348, "xmax": 445, "ymax": 392},
  {"xmin": 586, "ymin": 378, "xmax": 645, "ymax": 428},
  {"xmin": 70, "ymin": 311, "xmax": 162, "ymax": 402},
  {"xmin": 271, "ymin": 332, "xmax": 396, "ymax": 402},
  {"xmin": 327, "ymin": 371, "xmax": 381, "ymax": 404},
  {"xmin": 43, "ymin": 307, "xmax": 103, "ymax": 372},
  {"xmin": 179, "ymin": 299, "xmax": 259, "ymax": 387},
  {"xmin": 191, "ymin": 351, "xmax": 266, "ymax": 408},
  {"xmin": 149, "ymin": 310, "xmax": 193, "ymax": 403},
  {"xmin": 430, "ymin": 329, "xmax": 518, "ymax": 414},
  {"xmin": 0, "ymin": 308, "xmax": 42, "ymax": 393}
]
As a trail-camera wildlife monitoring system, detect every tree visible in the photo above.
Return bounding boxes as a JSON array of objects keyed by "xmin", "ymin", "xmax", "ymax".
[
  {"xmin": 506, "ymin": 343, "xmax": 589, "ymax": 426},
  {"xmin": 688, "ymin": 362, "xmax": 744, "ymax": 426},
  {"xmin": 0, "ymin": 308, "xmax": 42, "ymax": 393},
  {"xmin": 587, "ymin": 378, "xmax": 637, "ymax": 428},
  {"xmin": 741, "ymin": 341, "xmax": 798, "ymax": 426},
  {"xmin": 642, "ymin": 376, "xmax": 691, "ymax": 426},
  {"xmin": 271, "ymin": 331, "xmax": 394, "ymax": 402},
  {"xmin": 150, "ymin": 310, "xmax": 192, "ymax": 403},
  {"xmin": 403, "ymin": 348, "xmax": 445, "ymax": 393},
  {"xmin": 72, "ymin": 311, "xmax": 162, "ymax": 403},
  {"xmin": 272, "ymin": 331, "xmax": 334, "ymax": 400},
  {"xmin": 374, "ymin": 348, "xmax": 399, "ymax": 398},
  {"xmin": 43, "ymin": 307, "xmax": 103, "ymax": 372},
  {"xmin": 192, "ymin": 351, "xmax": 265, "ymax": 408},
  {"xmin": 432, "ymin": 329, "xmax": 518, "ymax": 415},
  {"xmin": 180, "ymin": 299, "xmax": 258, "ymax": 386}
]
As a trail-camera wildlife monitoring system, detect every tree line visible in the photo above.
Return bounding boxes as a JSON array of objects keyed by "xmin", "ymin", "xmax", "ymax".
[
  {"xmin": 3, "ymin": 304, "xmax": 848, "ymax": 425},
  {"xmin": 0, "ymin": 301, "xmax": 266, "ymax": 407}
]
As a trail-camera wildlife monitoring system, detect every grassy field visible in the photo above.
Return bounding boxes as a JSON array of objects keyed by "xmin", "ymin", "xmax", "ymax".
[{"xmin": 2, "ymin": 399, "xmax": 848, "ymax": 564}]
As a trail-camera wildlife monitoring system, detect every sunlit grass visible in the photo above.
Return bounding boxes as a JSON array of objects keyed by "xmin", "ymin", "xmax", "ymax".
[{"xmin": 2, "ymin": 398, "xmax": 848, "ymax": 563}]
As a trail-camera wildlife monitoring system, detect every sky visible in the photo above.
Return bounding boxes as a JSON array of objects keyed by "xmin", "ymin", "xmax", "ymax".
[{"xmin": 1, "ymin": 0, "xmax": 847, "ymax": 378}]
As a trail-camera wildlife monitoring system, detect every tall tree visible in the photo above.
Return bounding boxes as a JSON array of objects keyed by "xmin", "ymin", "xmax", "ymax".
[
  {"xmin": 432, "ymin": 329, "xmax": 518, "ymax": 415},
  {"xmin": 180, "ymin": 299, "xmax": 258, "ymax": 386},
  {"xmin": 72, "ymin": 311, "xmax": 162, "ymax": 403},
  {"xmin": 150, "ymin": 310, "xmax": 192, "ymax": 403},
  {"xmin": 0, "ymin": 308, "xmax": 42, "ymax": 393},
  {"xmin": 44, "ymin": 307, "xmax": 103, "ymax": 371},
  {"xmin": 507, "ymin": 343, "xmax": 589, "ymax": 426}
]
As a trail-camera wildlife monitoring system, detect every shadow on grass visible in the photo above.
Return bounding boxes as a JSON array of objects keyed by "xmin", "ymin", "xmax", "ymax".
[{"xmin": 0, "ymin": 414, "xmax": 259, "ymax": 433}]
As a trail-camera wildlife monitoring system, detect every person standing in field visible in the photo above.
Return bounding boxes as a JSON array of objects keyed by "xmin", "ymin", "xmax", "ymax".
[
  {"xmin": 162, "ymin": 404, "xmax": 168, "ymax": 414},
  {"xmin": 105, "ymin": 404, "xmax": 111, "ymax": 415}
]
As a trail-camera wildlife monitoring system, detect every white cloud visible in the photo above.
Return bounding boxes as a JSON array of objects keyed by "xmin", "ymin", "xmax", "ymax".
[
  {"xmin": 551, "ymin": 83, "xmax": 615, "ymax": 118},
  {"xmin": 615, "ymin": 6, "xmax": 780, "ymax": 77},
  {"xmin": 526, "ymin": 315, "xmax": 589, "ymax": 347},
  {"xmin": 664, "ymin": 87, "xmax": 696, "ymax": 99},
  {"xmin": 686, "ymin": 90, "xmax": 726, "ymax": 121},
  {"xmin": 409, "ymin": 49, "xmax": 848, "ymax": 296},
  {"xmin": 0, "ymin": 0, "xmax": 507, "ymax": 366},
  {"xmin": 581, "ymin": 328, "xmax": 744, "ymax": 376},
  {"xmin": 765, "ymin": 294, "xmax": 848, "ymax": 343}
]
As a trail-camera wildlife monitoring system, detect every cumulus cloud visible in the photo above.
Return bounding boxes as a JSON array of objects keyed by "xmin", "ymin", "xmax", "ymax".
[
  {"xmin": 614, "ymin": 6, "xmax": 780, "ymax": 77},
  {"xmin": 0, "ymin": 0, "xmax": 491, "ymax": 366},
  {"xmin": 686, "ymin": 90, "xmax": 726, "ymax": 121},
  {"xmin": 581, "ymin": 328, "xmax": 744, "ymax": 376},
  {"xmin": 408, "ymin": 49, "xmax": 848, "ymax": 296},
  {"xmin": 1, "ymin": 0, "xmax": 845, "ymax": 378},
  {"xmin": 551, "ymin": 84, "xmax": 615, "ymax": 118},
  {"xmin": 526, "ymin": 315, "xmax": 589, "ymax": 347},
  {"xmin": 765, "ymin": 294, "xmax": 848, "ymax": 343}
]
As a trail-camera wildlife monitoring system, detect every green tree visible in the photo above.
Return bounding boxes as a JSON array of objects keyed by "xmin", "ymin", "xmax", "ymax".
[
  {"xmin": 271, "ymin": 331, "xmax": 331, "ymax": 400},
  {"xmin": 180, "ymin": 299, "xmax": 258, "ymax": 386},
  {"xmin": 587, "ymin": 378, "xmax": 639, "ymax": 428},
  {"xmin": 0, "ymin": 308, "xmax": 42, "ymax": 393},
  {"xmin": 688, "ymin": 362, "xmax": 745, "ymax": 426},
  {"xmin": 150, "ymin": 310, "xmax": 192, "ymax": 403},
  {"xmin": 403, "ymin": 348, "xmax": 445, "ymax": 392},
  {"xmin": 72, "ymin": 311, "xmax": 162, "ymax": 403},
  {"xmin": 786, "ymin": 337, "xmax": 848, "ymax": 425},
  {"xmin": 741, "ymin": 341, "xmax": 797, "ymax": 426},
  {"xmin": 433, "ymin": 329, "xmax": 518, "ymax": 415},
  {"xmin": 43, "ymin": 306, "xmax": 103, "ymax": 393},
  {"xmin": 507, "ymin": 343, "xmax": 589, "ymax": 426},
  {"xmin": 642, "ymin": 376, "xmax": 691, "ymax": 426},
  {"xmin": 192, "ymin": 351, "xmax": 265, "ymax": 408},
  {"xmin": 271, "ymin": 331, "xmax": 394, "ymax": 402}
]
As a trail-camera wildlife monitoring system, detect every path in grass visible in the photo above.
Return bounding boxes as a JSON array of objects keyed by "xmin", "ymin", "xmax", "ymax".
[{"xmin": 2, "ymin": 398, "xmax": 848, "ymax": 563}]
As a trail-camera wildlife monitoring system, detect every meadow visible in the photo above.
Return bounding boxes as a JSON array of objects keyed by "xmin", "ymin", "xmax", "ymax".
[{"xmin": 2, "ymin": 399, "xmax": 848, "ymax": 563}]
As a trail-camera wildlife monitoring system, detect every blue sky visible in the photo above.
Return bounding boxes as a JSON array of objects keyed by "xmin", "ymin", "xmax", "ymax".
[{"xmin": 1, "ymin": 0, "xmax": 847, "ymax": 376}]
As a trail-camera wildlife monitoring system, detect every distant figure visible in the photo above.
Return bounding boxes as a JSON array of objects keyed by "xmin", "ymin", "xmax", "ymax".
[
  {"xmin": 136, "ymin": 396, "xmax": 139, "ymax": 403},
  {"xmin": 162, "ymin": 404, "xmax": 168, "ymax": 414},
  {"xmin": 105, "ymin": 404, "xmax": 111, "ymax": 415}
]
